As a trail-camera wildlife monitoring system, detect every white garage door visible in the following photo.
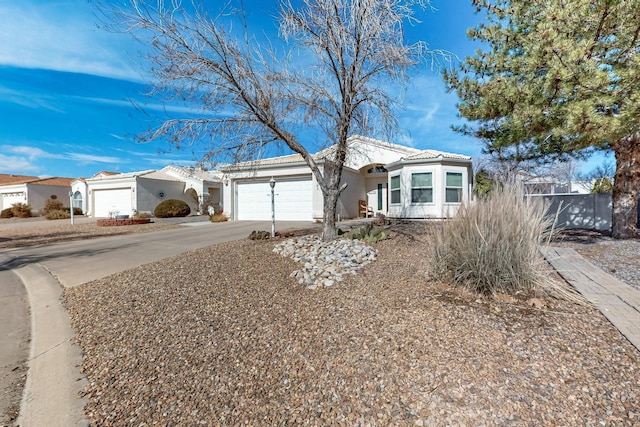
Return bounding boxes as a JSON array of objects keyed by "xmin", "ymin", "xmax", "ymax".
[
  {"xmin": 93, "ymin": 188, "xmax": 132, "ymax": 218},
  {"xmin": 237, "ymin": 178, "xmax": 312, "ymax": 221},
  {"xmin": 1, "ymin": 192, "xmax": 26, "ymax": 210}
]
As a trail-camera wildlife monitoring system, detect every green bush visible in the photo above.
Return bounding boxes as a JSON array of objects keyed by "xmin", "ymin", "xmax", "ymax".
[
  {"xmin": 249, "ymin": 230, "xmax": 271, "ymax": 240},
  {"xmin": 349, "ymin": 223, "xmax": 388, "ymax": 243},
  {"xmin": 11, "ymin": 203, "xmax": 32, "ymax": 218},
  {"xmin": 42, "ymin": 199, "xmax": 64, "ymax": 215},
  {"xmin": 154, "ymin": 199, "xmax": 191, "ymax": 218},
  {"xmin": 1, "ymin": 208, "xmax": 13, "ymax": 218},
  {"xmin": 431, "ymin": 183, "xmax": 555, "ymax": 296},
  {"xmin": 45, "ymin": 209, "xmax": 71, "ymax": 220}
]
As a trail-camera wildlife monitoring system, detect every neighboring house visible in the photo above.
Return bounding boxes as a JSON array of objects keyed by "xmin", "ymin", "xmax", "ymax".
[
  {"xmin": 520, "ymin": 174, "xmax": 590, "ymax": 195},
  {"xmin": 74, "ymin": 166, "xmax": 222, "ymax": 218},
  {"xmin": 220, "ymin": 135, "xmax": 473, "ymax": 221},
  {"xmin": 71, "ymin": 171, "xmax": 120, "ymax": 215},
  {"xmin": 0, "ymin": 174, "xmax": 74, "ymax": 213}
]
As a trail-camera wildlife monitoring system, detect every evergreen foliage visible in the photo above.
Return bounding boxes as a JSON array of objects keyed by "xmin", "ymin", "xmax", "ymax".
[{"xmin": 445, "ymin": 0, "xmax": 640, "ymax": 238}]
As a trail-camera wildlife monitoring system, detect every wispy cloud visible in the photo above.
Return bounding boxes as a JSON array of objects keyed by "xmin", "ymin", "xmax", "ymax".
[
  {"xmin": 109, "ymin": 133, "xmax": 128, "ymax": 141},
  {"xmin": 0, "ymin": 1, "xmax": 142, "ymax": 81},
  {"xmin": 1, "ymin": 144, "xmax": 129, "ymax": 173},
  {"xmin": 2, "ymin": 145, "xmax": 63, "ymax": 160},
  {"xmin": 0, "ymin": 154, "xmax": 41, "ymax": 174},
  {"xmin": 66, "ymin": 153, "xmax": 126, "ymax": 164},
  {"xmin": 0, "ymin": 86, "xmax": 66, "ymax": 112}
]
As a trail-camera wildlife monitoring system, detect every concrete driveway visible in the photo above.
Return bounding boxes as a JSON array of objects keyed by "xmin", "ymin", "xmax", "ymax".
[
  {"xmin": 1, "ymin": 220, "xmax": 317, "ymax": 287},
  {"xmin": 0, "ymin": 219, "xmax": 319, "ymax": 426}
]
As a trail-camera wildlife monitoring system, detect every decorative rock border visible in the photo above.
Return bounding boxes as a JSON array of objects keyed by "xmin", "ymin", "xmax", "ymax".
[
  {"xmin": 96, "ymin": 218, "xmax": 152, "ymax": 227},
  {"xmin": 273, "ymin": 235, "xmax": 377, "ymax": 289}
]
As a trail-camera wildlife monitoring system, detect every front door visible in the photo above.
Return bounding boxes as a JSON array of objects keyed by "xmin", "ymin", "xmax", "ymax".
[{"xmin": 367, "ymin": 182, "xmax": 387, "ymax": 216}]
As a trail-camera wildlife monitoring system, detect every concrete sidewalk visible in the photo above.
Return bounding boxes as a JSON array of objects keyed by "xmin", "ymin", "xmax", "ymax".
[{"xmin": 3, "ymin": 220, "xmax": 320, "ymax": 426}]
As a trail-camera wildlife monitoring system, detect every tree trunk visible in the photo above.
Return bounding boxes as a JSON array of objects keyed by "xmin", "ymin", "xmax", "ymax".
[
  {"xmin": 611, "ymin": 136, "xmax": 640, "ymax": 239},
  {"xmin": 321, "ymin": 187, "xmax": 339, "ymax": 241}
]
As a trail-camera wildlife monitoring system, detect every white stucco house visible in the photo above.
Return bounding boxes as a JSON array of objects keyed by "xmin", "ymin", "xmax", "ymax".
[
  {"xmin": 0, "ymin": 174, "xmax": 75, "ymax": 214},
  {"xmin": 73, "ymin": 166, "xmax": 222, "ymax": 218},
  {"xmin": 220, "ymin": 135, "xmax": 473, "ymax": 221}
]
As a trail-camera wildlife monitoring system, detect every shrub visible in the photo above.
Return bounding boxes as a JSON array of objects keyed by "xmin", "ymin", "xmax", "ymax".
[
  {"xmin": 431, "ymin": 183, "xmax": 556, "ymax": 296},
  {"xmin": 1, "ymin": 208, "xmax": 13, "ymax": 218},
  {"xmin": 249, "ymin": 230, "xmax": 271, "ymax": 240},
  {"xmin": 133, "ymin": 210, "xmax": 152, "ymax": 219},
  {"xmin": 63, "ymin": 207, "xmax": 83, "ymax": 216},
  {"xmin": 209, "ymin": 209, "xmax": 228, "ymax": 223},
  {"xmin": 42, "ymin": 199, "xmax": 64, "ymax": 215},
  {"xmin": 349, "ymin": 223, "xmax": 388, "ymax": 243},
  {"xmin": 10, "ymin": 203, "xmax": 32, "ymax": 218},
  {"xmin": 153, "ymin": 199, "xmax": 191, "ymax": 218},
  {"xmin": 45, "ymin": 209, "xmax": 71, "ymax": 220}
]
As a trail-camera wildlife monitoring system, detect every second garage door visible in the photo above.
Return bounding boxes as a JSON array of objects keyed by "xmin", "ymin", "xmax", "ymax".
[
  {"xmin": 1, "ymin": 192, "xmax": 26, "ymax": 210},
  {"xmin": 236, "ymin": 178, "xmax": 312, "ymax": 221},
  {"xmin": 93, "ymin": 188, "xmax": 133, "ymax": 218}
]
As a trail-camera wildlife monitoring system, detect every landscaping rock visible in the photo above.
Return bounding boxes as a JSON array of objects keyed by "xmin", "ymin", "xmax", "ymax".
[{"xmin": 273, "ymin": 235, "xmax": 377, "ymax": 288}]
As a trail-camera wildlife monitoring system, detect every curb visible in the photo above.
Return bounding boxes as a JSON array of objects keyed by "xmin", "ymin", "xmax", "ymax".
[{"xmin": 14, "ymin": 264, "xmax": 89, "ymax": 427}]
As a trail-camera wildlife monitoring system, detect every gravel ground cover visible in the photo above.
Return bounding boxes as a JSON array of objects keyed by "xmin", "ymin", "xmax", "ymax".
[
  {"xmin": 0, "ymin": 221, "xmax": 180, "ymax": 249},
  {"xmin": 64, "ymin": 225, "xmax": 640, "ymax": 426},
  {"xmin": 553, "ymin": 230, "xmax": 640, "ymax": 291}
]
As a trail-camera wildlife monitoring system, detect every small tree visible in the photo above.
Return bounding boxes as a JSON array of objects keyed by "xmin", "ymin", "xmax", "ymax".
[
  {"xmin": 100, "ymin": 0, "xmax": 435, "ymax": 241},
  {"xmin": 576, "ymin": 161, "xmax": 615, "ymax": 194}
]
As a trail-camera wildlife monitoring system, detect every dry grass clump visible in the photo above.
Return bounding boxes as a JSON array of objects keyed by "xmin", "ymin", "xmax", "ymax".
[
  {"xmin": 9, "ymin": 203, "xmax": 32, "ymax": 218},
  {"xmin": 432, "ymin": 183, "xmax": 555, "ymax": 296},
  {"xmin": 44, "ymin": 209, "xmax": 71, "ymax": 220},
  {"xmin": 209, "ymin": 213, "xmax": 228, "ymax": 222}
]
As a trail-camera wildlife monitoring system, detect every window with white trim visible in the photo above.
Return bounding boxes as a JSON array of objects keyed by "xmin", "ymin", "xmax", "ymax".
[
  {"xmin": 390, "ymin": 175, "xmax": 401, "ymax": 204},
  {"xmin": 411, "ymin": 172, "xmax": 433, "ymax": 203},
  {"xmin": 445, "ymin": 172, "xmax": 463, "ymax": 203}
]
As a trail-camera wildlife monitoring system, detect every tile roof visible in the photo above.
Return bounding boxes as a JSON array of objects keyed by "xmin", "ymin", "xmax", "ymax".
[
  {"xmin": 162, "ymin": 165, "xmax": 222, "ymax": 181},
  {"xmin": 32, "ymin": 177, "xmax": 75, "ymax": 186},
  {"xmin": 0, "ymin": 174, "xmax": 40, "ymax": 185},
  {"xmin": 91, "ymin": 171, "xmax": 121, "ymax": 178},
  {"xmin": 221, "ymin": 153, "xmax": 306, "ymax": 170},
  {"xmin": 0, "ymin": 174, "xmax": 74, "ymax": 186},
  {"xmin": 402, "ymin": 150, "xmax": 472, "ymax": 161},
  {"xmin": 222, "ymin": 135, "xmax": 422, "ymax": 170},
  {"xmin": 87, "ymin": 170, "xmax": 156, "ymax": 181}
]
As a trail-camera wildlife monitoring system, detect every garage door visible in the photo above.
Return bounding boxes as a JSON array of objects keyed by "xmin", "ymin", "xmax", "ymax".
[
  {"xmin": 93, "ymin": 188, "xmax": 132, "ymax": 218},
  {"xmin": 236, "ymin": 178, "xmax": 312, "ymax": 221},
  {"xmin": 1, "ymin": 192, "xmax": 26, "ymax": 210}
]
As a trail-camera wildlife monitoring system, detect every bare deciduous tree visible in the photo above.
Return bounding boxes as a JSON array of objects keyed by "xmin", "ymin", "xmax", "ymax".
[{"xmin": 99, "ymin": 0, "xmax": 434, "ymax": 240}]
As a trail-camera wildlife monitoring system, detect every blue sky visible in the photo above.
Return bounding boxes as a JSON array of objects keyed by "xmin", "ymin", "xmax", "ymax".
[{"xmin": 0, "ymin": 0, "xmax": 608, "ymax": 179}]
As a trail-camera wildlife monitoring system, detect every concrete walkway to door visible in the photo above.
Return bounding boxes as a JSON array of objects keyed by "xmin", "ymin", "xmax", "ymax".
[{"xmin": 1, "ymin": 219, "xmax": 320, "ymax": 427}]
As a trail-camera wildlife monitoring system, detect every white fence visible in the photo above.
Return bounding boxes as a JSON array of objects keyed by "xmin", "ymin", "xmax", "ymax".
[{"xmin": 528, "ymin": 193, "xmax": 612, "ymax": 232}]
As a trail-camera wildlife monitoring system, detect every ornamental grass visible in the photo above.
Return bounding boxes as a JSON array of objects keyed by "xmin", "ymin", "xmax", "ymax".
[{"xmin": 431, "ymin": 183, "xmax": 557, "ymax": 296}]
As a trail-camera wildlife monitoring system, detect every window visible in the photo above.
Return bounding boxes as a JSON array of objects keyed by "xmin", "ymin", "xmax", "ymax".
[
  {"xmin": 390, "ymin": 175, "xmax": 401, "ymax": 204},
  {"xmin": 411, "ymin": 172, "xmax": 433, "ymax": 203},
  {"xmin": 446, "ymin": 172, "xmax": 463, "ymax": 203},
  {"xmin": 377, "ymin": 183, "xmax": 383, "ymax": 210}
]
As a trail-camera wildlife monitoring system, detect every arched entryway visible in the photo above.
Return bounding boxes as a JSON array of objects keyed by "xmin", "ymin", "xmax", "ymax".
[
  {"xmin": 184, "ymin": 188, "xmax": 199, "ymax": 214},
  {"xmin": 72, "ymin": 191, "xmax": 83, "ymax": 213}
]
